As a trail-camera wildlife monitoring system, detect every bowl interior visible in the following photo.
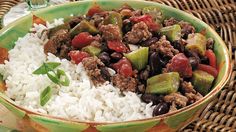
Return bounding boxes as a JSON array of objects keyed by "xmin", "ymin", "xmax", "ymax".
[{"xmin": 0, "ymin": 0, "xmax": 230, "ymax": 125}]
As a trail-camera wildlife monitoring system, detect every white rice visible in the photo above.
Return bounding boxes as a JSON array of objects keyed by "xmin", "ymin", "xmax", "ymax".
[{"xmin": 0, "ymin": 19, "xmax": 154, "ymax": 122}]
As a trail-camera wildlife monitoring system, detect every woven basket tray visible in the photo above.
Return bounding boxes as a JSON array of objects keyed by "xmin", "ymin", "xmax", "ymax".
[{"xmin": 0, "ymin": 0, "xmax": 235, "ymax": 131}]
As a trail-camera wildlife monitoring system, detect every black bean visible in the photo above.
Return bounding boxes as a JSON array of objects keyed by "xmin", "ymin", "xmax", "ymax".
[
  {"xmin": 99, "ymin": 52, "xmax": 111, "ymax": 66},
  {"xmin": 189, "ymin": 57, "xmax": 199, "ymax": 70},
  {"xmin": 152, "ymin": 102, "xmax": 170, "ymax": 116},
  {"xmin": 100, "ymin": 67, "xmax": 111, "ymax": 81},
  {"xmin": 149, "ymin": 52, "xmax": 162, "ymax": 76},
  {"xmin": 142, "ymin": 37, "xmax": 159, "ymax": 47},
  {"xmin": 141, "ymin": 94, "xmax": 163, "ymax": 105},
  {"xmin": 122, "ymin": 19, "xmax": 132, "ymax": 33},
  {"xmin": 172, "ymin": 40, "xmax": 185, "ymax": 53},
  {"xmin": 100, "ymin": 42, "xmax": 110, "ymax": 52},
  {"xmin": 111, "ymin": 52, "xmax": 123, "ymax": 60},
  {"xmin": 185, "ymin": 49, "xmax": 198, "ymax": 58},
  {"xmin": 201, "ymin": 56, "xmax": 209, "ymax": 64}
]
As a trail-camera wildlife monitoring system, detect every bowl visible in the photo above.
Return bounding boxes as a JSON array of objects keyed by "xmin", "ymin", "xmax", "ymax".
[{"xmin": 0, "ymin": 0, "xmax": 231, "ymax": 131}]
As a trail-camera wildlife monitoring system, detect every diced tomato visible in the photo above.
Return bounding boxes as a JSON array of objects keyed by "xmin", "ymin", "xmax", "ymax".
[
  {"xmin": 107, "ymin": 40, "xmax": 128, "ymax": 53},
  {"xmin": 130, "ymin": 15, "xmax": 160, "ymax": 31},
  {"xmin": 32, "ymin": 15, "xmax": 46, "ymax": 26},
  {"xmin": 72, "ymin": 32, "xmax": 94, "ymax": 49},
  {"xmin": 87, "ymin": 4, "xmax": 103, "ymax": 17},
  {"xmin": 198, "ymin": 64, "xmax": 218, "ymax": 78},
  {"xmin": 0, "ymin": 47, "xmax": 8, "ymax": 64},
  {"xmin": 68, "ymin": 51, "xmax": 90, "ymax": 64},
  {"xmin": 205, "ymin": 50, "xmax": 217, "ymax": 68},
  {"xmin": 120, "ymin": 64, "xmax": 133, "ymax": 77},
  {"xmin": 113, "ymin": 58, "xmax": 133, "ymax": 77},
  {"xmin": 167, "ymin": 53, "xmax": 192, "ymax": 78}
]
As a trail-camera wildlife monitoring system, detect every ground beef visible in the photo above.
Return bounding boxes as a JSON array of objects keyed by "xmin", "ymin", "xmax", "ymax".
[
  {"xmin": 82, "ymin": 57, "xmax": 110, "ymax": 85},
  {"xmin": 124, "ymin": 22, "xmax": 152, "ymax": 44},
  {"xmin": 164, "ymin": 92, "xmax": 188, "ymax": 108},
  {"xmin": 90, "ymin": 40, "xmax": 102, "ymax": 48},
  {"xmin": 169, "ymin": 102, "xmax": 178, "ymax": 112},
  {"xmin": 51, "ymin": 29, "xmax": 71, "ymax": 46},
  {"xmin": 68, "ymin": 16, "xmax": 84, "ymax": 28},
  {"xmin": 164, "ymin": 17, "xmax": 178, "ymax": 27},
  {"xmin": 44, "ymin": 29, "xmax": 71, "ymax": 58},
  {"xmin": 44, "ymin": 39, "xmax": 58, "ymax": 55},
  {"xmin": 150, "ymin": 36, "xmax": 179, "ymax": 58},
  {"xmin": 181, "ymin": 81, "xmax": 203, "ymax": 104},
  {"xmin": 185, "ymin": 92, "xmax": 203, "ymax": 104},
  {"xmin": 111, "ymin": 74, "xmax": 137, "ymax": 92},
  {"xmin": 139, "ymin": 65, "xmax": 150, "ymax": 81},
  {"xmin": 59, "ymin": 45, "xmax": 71, "ymax": 59},
  {"xmin": 178, "ymin": 21, "xmax": 195, "ymax": 38},
  {"xmin": 137, "ymin": 84, "xmax": 145, "ymax": 93},
  {"xmin": 99, "ymin": 24, "xmax": 122, "ymax": 41},
  {"xmin": 90, "ymin": 14, "xmax": 105, "ymax": 28},
  {"xmin": 181, "ymin": 81, "xmax": 196, "ymax": 93}
]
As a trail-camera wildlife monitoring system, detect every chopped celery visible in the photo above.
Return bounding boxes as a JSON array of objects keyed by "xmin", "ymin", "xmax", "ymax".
[
  {"xmin": 160, "ymin": 24, "xmax": 181, "ymax": 41},
  {"xmin": 82, "ymin": 45, "xmax": 101, "ymax": 56},
  {"xmin": 192, "ymin": 70, "xmax": 214, "ymax": 95},
  {"xmin": 124, "ymin": 47, "xmax": 149, "ymax": 70},
  {"xmin": 186, "ymin": 33, "xmax": 207, "ymax": 56},
  {"xmin": 146, "ymin": 72, "xmax": 180, "ymax": 94}
]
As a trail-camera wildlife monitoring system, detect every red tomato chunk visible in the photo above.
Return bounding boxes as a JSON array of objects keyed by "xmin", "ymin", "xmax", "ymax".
[
  {"xmin": 107, "ymin": 40, "xmax": 128, "ymax": 53},
  {"xmin": 113, "ymin": 58, "xmax": 133, "ymax": 77},
  {"xmin": 167, "ymin": 53, "xmax": 192, "ymax": 78},
  {"xmin": 130, "ymin": 15, "xmax": 160, "ymax": 32},
  {"xmin": 72, "ymin": 32, "xmax": 94, "ymax": 49},
  {"xmin": 205, "ymin": 50, "xmax": 217, "ymax": 68},
  {"xmin": 87, "ymin": 5, "xmax": 103, "ymax": 17},
  {"xmin": 68, "ymin": 51, "xmax": 90, "ymax": 64},
  {"xmin": 198, "ymin": 64, "xmax": 218, "ymax": 78}
]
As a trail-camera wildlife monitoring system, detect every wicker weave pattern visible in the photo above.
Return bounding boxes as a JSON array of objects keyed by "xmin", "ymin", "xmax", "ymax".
[{"xmin": 0, "ymin": 0, "xmax": 236, "ymax": 131}]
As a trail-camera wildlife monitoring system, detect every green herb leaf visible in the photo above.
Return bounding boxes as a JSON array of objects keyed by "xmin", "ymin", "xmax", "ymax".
[
  {"xmin": 47, "ymin": 72, "xmax": 60, "ymax": 84},
  {"xmin": 33, "ymin": 62, "xmax": 61, "ymax": 74},
  {"xmin": 57, "ymin": 69, "xmax": 70, "ymax": 86},
  {"xmin": 40, "ymin": 86, "xmax": 52, "ymax": 106}
]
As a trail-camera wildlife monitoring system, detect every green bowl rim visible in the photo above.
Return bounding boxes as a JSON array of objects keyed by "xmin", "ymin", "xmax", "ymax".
[{"xmin": 0, "ymin": 0, "xmax": 232, "ymax": 125}]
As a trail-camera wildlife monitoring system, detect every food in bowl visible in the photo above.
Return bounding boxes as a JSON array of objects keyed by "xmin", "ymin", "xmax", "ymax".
[{"xmin": 0, "ymin": 4, "xmax": 218, "ymax": 122}]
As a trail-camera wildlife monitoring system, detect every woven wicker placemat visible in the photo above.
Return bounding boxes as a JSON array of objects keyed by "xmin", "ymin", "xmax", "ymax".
[{"xmin": 0, "ymin": 0, "xmax": 235, "ymax": 131}]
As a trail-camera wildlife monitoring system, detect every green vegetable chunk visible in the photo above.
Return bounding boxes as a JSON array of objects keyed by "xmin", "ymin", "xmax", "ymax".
[
  {"xmin": 82, "ymin": 45, "xmax": 101, "ymax": 56},
  {"xmin": 146, "ymin": 72, "xmax": 180, "ymax": 94},
  {"xmin": 192, "ymin": 70, "xmax": 214, "ymax": 95},
  {"xmin": 48, "ymin": 23, "xmax": 70, "ymax": 38},
  {"xmin": 70, "ymin": 20, "xmax": 98, "ymax": 37},
  {"xmin": 104, "ymin": 11, "xmax": 123, "ymax": 28},
  {"xmin": 124, "ymin": 47, "xmax": 149, "ymax": 70},
  {"xmin": 33, "ymin": 62, "xmax": 61, "ymax": 75},
  {"xmin": 160, "ymin": 24, "xmax": 181, "ymax": 41},
  {"xmin": 186, "ymin": 33, "xmax": 207, "ymax": 56},
  {"xmin": 142, "ymin": 6, "xmax": 163, "ymax": 23},
  {"xmin": 40, "ymin": 86, "xmax": 52, "ymax": 106}
]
